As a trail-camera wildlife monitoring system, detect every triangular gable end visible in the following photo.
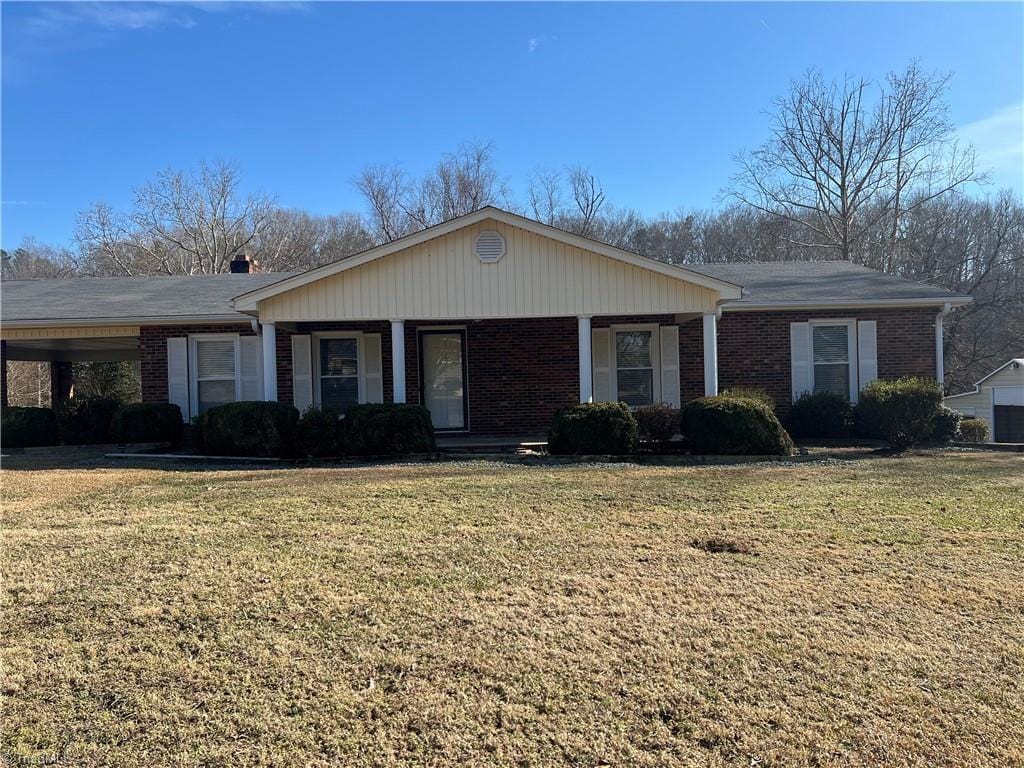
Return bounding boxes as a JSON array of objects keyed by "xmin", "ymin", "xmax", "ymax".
[{"xmin": 235, "ymin": 207, "xmax": 741, "ymax": 322}]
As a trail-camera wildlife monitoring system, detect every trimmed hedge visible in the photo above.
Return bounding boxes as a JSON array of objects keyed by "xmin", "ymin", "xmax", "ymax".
[
  {"xmin": 634, "ymin": 403, "xmax": 680, "ymax": 446},
  {"xmin": 682, "ymin": 395, "xmax": 795, "ymax": 456},
  {"xmin": 930, "ymin": 406, "xmax": 962, "ymax": 444},
  {"xmin": 344, "ymin": 404, "xmax": 435, "ymax": 455},
  {"xmin": 1, "ymin": 407, "xmax": 59, "ymax": 449},
  {"xmin": 958, "ymin": 418, "xmax": 989, "ymax": 443},
  {"xmin": 855, "ymin": 377, "xmax": 943, "ymax": 449},
  {"xmin": 720, "ymin": 387, "xmax": 775, "ymax": 408},
  {"xmin": 548, "ymin": 402, "xmax": 639, "ymax": 455},
  {"xmin": 109, "ymin": 403, "xmax": 183, "ymax": 445},
  {"xmin": 789, "ymin": 391, "xmax": 853, "ymax": 439},
  {"xmin": 294, "ymin": 407, "xmax": 346, "ymax": 458},
  {"xmin": 56, "ymin": 397, "xmax": 122, "ymax": 444},
  {"xmin": 195, "ymin": 401, "xmax": 299, "ymax": 457}
]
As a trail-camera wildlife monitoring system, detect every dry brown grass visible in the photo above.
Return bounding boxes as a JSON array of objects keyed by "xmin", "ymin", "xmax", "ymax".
[{"xmin": 2, "ymin": 451, "xmax": 1022, "ymax": 767}]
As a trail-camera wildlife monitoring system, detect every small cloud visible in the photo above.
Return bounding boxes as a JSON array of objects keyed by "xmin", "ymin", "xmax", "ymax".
[
  {"xmin": 959, "ymin": 103, "xmax": 1024, "ymax": 181},
  {"xmin": 24, "ymin": 2, "xmax": 197, "ymax": 34},
  {"xmin": 528, "ymin": 37, "xmax": 541, "ymax": 53}
]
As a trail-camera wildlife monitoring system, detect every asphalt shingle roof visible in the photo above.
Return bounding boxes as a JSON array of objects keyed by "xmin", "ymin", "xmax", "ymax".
[
  {"xmin": 687, "ymin": 261, "xmax": 964, "ymax": 305},
  {"xmin": 1, "ymin": 261, "xmax": 965, "ymax": 325},
  {"xmin": 1, "ymin": 273, "xmax": 292, "ymax": 323}
]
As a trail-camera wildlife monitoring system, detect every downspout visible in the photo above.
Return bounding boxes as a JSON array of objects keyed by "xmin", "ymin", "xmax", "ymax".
[{"xmin": 935, "ymin": 302, "xmax": 952, "ymax": 391}]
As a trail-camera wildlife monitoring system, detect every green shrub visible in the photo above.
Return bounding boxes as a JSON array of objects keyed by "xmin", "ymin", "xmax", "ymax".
[
  {"xmin": 57, "ymin": 396, "xmax": 122, "ymax": 444},
  {"xmin": 930, "ymin": 406, "xmax": 962, "ymax": 444},
  {"xmin": 344, "ymin": 404, "xmax": 435, "ymax": 455},
  {"xmin": 548, "ymin": 402, "xmax": 639, "ymax": 455},
  {"xmin": 789, "ymin": 391, "xmax": 853, "ymax": 439},
  {"xmin": 634, "ymin": 403, "xmax": 680, "ymax": 446},
  {"xmin": 1, "ymin": 407, "xmax": 59, "ymax": 449},
  {"xmin": 109, "ymin": 403, "xmax": 183, "ymax": 445},
  {"xmin": 720, "ymin": 386, "xmax": 775, "ymax": 408},
  {"xmin": 854, "ymin": 377, "xmax": 943, "ymax": 449},
  {"xmin": 958, "ymin": 418, "xmax": 989, "ymax": 443},
  {"xmin": 195, "ymin": 401, "xmax": 299, "ymax": 457},
  {"xmin": 295, "ymin": 407, "xmax": 346, "ymax": 458},
  {"xmin": 682, "ymin": 395, "xmax": 794, "ymax": 456}
]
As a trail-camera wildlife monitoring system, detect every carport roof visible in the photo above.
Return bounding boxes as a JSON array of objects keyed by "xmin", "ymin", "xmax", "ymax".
[{"xmin": 2, "ymin": 273, "xmax": 293, "ymax": 326}]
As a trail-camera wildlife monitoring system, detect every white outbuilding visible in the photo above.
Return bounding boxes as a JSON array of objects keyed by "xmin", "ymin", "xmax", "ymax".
[{"xmin": 944, "ymin": 359, "xmax": 1024, "ymax": 443}]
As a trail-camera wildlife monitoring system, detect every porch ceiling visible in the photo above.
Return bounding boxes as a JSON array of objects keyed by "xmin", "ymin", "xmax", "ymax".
[{"xmin": 4, "ymin": 336, "xmax": 140, "ymax": 362}]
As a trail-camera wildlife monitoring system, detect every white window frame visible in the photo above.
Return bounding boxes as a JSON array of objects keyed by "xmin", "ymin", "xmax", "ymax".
[
  {"xmin": 312, "ymin": 332, "xmax": 363, "ymax": 410},
  {"xmin": 808, "ymin": 319, "xmax": 858, "ymax": 402},
  {"xmin": 188, "ymin": 333, "xmax": 242, "ymax": 416},
  {"xmin": 609, "ymin": 323, "xmax": 662, "ymax": 407}
]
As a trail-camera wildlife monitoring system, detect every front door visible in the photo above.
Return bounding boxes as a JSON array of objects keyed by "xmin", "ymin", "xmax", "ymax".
[{"xmin": 419, "ymin": 330, "xmax": 467, "ymax": 430}]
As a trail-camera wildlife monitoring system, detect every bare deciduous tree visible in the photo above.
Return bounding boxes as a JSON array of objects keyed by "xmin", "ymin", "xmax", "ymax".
[
  {"xmin": 75, "ymin": 161, "xmax": 274, "ymax": 275},
  {"xmin": 730, "ymin": 64, "xmax": 982, "ymax": 263}
]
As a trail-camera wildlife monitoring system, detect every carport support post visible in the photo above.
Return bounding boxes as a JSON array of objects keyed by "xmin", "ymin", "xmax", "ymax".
[
  {"xmin": 578, "ymin": 316, "xmax": 592, "ymax": 403},
  {"xmin": 261, "ymin": 322, "xmax": 278, "ymax": 403},
  {"xmin": 1, "ymin": 341, "xmax": 7, "ymax": 408},
  {"xmin": 50, "ymin": 361, "xmax": 74, "ymax": 406},
  {"xmin": 703, "ymin": 313, "xmax": 719, "ymax": 396},
  {"xmin": 391, "ymin": 320, "xmax": 406, "ymax": 403}
]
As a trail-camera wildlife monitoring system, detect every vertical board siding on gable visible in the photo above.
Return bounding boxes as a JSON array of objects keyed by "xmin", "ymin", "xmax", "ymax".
[{"xmin": 259, "ymin": 220, "xmax": 720, "ymax": 322}]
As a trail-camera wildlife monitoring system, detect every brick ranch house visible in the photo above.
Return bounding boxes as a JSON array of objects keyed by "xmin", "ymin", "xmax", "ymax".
[{"xmin": 1, "ymin": 207, "xmax": 971, "ymax": 437}]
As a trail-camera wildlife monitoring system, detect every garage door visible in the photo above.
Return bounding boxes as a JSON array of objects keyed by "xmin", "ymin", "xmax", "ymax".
[{"xmin": 994, "ymin": 406, "xmax": 1024, "ymax": 443}]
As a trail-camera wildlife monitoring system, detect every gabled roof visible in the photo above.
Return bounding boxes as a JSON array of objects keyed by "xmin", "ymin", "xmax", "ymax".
[
  {"xmin": 1, "ymin": 273, "xmax": 291, "ymax": 327},
  {"xmin": 687, "ymin": 261, "xmax": 971, "ymax": 310},
  {"xmin": 230, "ymin": 206, "xmax": 744, "ymax": 310},
  {"xmin": 945, "ymin": 359, "xmax": 1024, "ymax": 399}
]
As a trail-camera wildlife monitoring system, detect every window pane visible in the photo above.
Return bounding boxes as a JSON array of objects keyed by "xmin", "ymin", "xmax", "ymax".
[
  {"xmin": 617, "ymin": 369, "xmax": 654, "ymax": 407},
  {"xmin": 320, "ymin": 339, "xmax": 358, "ymax": 376},
  {"xmin": 198, "ymin": 379, "xmax": 235, "ymax": 414},
  {"xmin": 322, "ymin": 377, "xmax": 359, "ymax": 412},
  {"xmin": 813, "ymin": 363, "xmax": 849, "ymax": 397},
  {"xmin": 196, "ymin": 340, "xmax": 235, "ymax": 379},
  {"xmin": 812, "ymin": 326, "xmax": 849, "ymax": 364},
  {"xmin": 616, "ymin": 331, "xmax": 652, "ymax": 368}
]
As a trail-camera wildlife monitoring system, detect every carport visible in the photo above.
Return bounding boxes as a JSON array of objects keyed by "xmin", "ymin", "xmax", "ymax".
[{"xmin": 1, "ymin": 326, "xmax": 141, "ymax": 407}]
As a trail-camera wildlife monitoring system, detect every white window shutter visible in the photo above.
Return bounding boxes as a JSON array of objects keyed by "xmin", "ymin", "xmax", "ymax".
[
  {"xmin": 591, "ymin": 328, "xmax": 611, "ymax": 402},
  {"xmin": 659, "ymin": 326, "xmax": 681, "ymax": 408},
  {"xmin": 291, "ymin": 335, "xmax": 313, "ymax": 411},
  {"xmin": 361, "ymin": 333, "xmax": 384, "ymax": 403},
  {"xmin": 167, "ymin": 337, "xmax": 190, "ymax": 422},
  {"xmin": 790, "ymin": 322, "xmax": 811, "ymax": 401},
  {"xmin": 239, "ymin": 335, "xmax": 263, "ymax": 401},
  {"xmin": 857, "ymin": 320, "xmax": 878, "ymax": 396}
]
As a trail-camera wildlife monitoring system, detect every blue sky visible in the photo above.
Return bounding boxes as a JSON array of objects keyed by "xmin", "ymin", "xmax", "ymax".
[{"xmin": 2, "ymin": 1, "xmax": 1022, "ymax": 250}]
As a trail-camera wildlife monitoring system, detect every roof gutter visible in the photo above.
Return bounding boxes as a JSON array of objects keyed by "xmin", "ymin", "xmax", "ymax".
[
  {"xmin": 720, "ymin": 296, "xmax": 972, "ymax": 312},
  {"xmin": 0, "ymin": 314, "xmax": 252, "ymax": 329}
]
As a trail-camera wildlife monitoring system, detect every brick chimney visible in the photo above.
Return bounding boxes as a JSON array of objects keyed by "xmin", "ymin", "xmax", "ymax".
[{"xmin": 229, "ymin": 252, "xmax": 259, "ymax": 274}]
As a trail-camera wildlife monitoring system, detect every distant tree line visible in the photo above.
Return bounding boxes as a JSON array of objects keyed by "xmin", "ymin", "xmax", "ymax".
[{"xmin": 2, "ymin": 63, "xmax": 1020, "ymax": 395}]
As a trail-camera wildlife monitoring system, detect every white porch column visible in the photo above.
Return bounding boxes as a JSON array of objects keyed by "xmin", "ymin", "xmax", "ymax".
[
  {"xmin": 391, "ymin": 320, "xmax": 406, "ymax": 403},
  {"xmin": 578, "ymin": 315, "xmax": 593, "ymax": 403},
  {"xmin": 702, "ymin": 313, "xmax": 719, "ymax": 396},
  {"xmin": 261, "ymin": 322, "xmax": 278, "ymax": 402},
  {"xmin": 935, "ymin": 307, "xmax": 947, "ymax": 389}
]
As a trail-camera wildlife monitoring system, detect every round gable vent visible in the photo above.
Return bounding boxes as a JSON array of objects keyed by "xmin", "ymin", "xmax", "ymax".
[{"xmin": 474, "ymin": 230, "xmax": 506, "ymax": 263}]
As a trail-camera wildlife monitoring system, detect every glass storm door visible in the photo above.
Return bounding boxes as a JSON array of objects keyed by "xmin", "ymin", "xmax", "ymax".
[{"xmin": 420, "ymin": 331, "xmax": 467, "ymax": 430}]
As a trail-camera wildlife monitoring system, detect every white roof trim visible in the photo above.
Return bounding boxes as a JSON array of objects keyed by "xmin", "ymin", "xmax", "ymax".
[
  {"xmin": 943, "ymin": 358, "xmax": 1024, "ymax": 399},
  {"xmin": 1, "ymin": 315, "xmax": 251, "ymax": 329},
  {"xmin": 721, "ymin": 297, "xmax": 972, "ymax": 312},
  {"xmin": 231, "ymin": 206, "xmax": 743, "ymax": 310}
]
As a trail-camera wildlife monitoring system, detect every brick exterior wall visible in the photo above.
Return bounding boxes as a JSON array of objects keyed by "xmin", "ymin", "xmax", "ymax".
[
  {"xmin": 137, "ymin": 308, "xmax": 939, "ymax": 434},
  {"xmin": 714, "ymin": 308, "xmax": 938, "ymax": 418},
  {"xmin": 140, "ymin": 324, "xmax": 255, "ymax": 404}
]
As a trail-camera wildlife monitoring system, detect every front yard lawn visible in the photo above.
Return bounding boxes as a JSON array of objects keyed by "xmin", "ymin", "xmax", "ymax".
[{"xmin": 2, "ymin": 452, "xmax": 1022, "ymax": 766}]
